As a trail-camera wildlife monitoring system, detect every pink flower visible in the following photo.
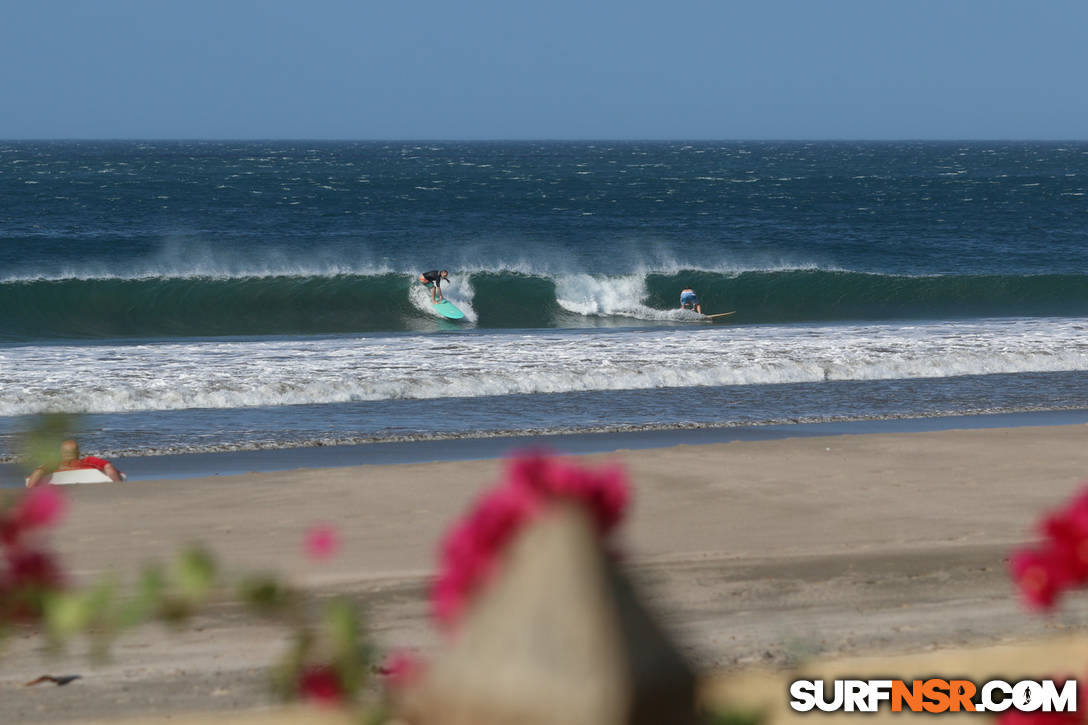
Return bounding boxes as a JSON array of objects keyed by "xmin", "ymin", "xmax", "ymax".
[
  {"xmin": 463, "ymin": 484, "xmax": 538, "ymax": 552},
  {"xmin": 1010, "ymin": 547, "xmax": 1072, "ymax": 611},
  {"xmin": 431, "ymin": 571, "xmax": 467, "ymax": 625},
  {"xmin": 5, "ymin": 548, "xmax": 63, "ymax": 590},
  {"xmin": 0, "ymin": 547, "xmax": 64, "ymax": 620},
  {"xmin": 1043, "ymin": 510, "xmax": 1088, "ymax": 585},
  {"xmin": 505, "ymin": 455, "xmax": 629, "ymax": 533},
  {"xmin": 377, "ymin": 650, "xmax": 425, "ymax": 690},
  {"xmin": 1, "ymin": 486, "xmax": 67, "ymax": 548},
  {"xmin": 429, "ymin": 451, "xmax": 631, "ymax": 629},
  {"xmin": 432, "ymin": 536, "xmax": 493, "ymax": 628},
  {"xmin": 16, "ymin": 485, "xmax": 66, "ymax": 530},
  {"xmin": 304, "ymin": 525, "xmax": 340, "ymax": 561},
  {"xmin": 0, "ymin": 514, "xmax": 19, "ymax": 548},
  {"xmin": 1008, "ymin": 483, "xmax": 1088, "ymax": 612},
  {"xmin": 297, "ymin": 665, "xmax": 344, "ymax": 705},
  {"xmin": 504, "ymin": 454, "xmax": 552, "ymax": 493},
  {"xmin": 578, "ymin": 464, "xmax": 629, "ymax": 533}
]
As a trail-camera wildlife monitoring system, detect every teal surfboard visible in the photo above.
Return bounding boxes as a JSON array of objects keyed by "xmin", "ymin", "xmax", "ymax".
[{"xmin": 433, "ymin": 299, "xmax": 465, "ymax": 320}]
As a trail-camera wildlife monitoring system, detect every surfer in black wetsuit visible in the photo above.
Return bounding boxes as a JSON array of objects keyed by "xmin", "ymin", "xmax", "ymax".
[{"xmin": 418, "ymin": 269, "xmax": 449, "ymax": 302}]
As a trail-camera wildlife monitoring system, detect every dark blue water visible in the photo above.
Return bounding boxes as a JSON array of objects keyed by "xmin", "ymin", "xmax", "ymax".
[{"xmin": 1, "ymin": 142, "xmax": 1086, "ymax": 461}]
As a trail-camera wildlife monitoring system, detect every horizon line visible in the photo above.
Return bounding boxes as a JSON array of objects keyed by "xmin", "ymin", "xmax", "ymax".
[{"xmin": 3, "ymin": 137, "xmax": 1088, "ymax": 144}]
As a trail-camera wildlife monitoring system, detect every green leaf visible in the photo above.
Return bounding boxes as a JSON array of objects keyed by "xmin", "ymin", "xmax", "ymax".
[
  {"xmin": 44, "ymin": 591, "xmax": 93, "ymax": 643},
  {"xmin": 324, "ymin": 598, "xmax": 359, "ymax": 650},
  {"xmin": 171, "ymin": 547, "xmax": 217, "ymax": 603},
  {"xmin": 238, "ymin": 575, "xmax": 294, "ymax": 615},
  {"xmin": 323, "ymin": 598, "xmax": 368, "ymax": 695},
  {"xmin": 270, "ymin": 631, "xmax": 313, "ymax": 701}
]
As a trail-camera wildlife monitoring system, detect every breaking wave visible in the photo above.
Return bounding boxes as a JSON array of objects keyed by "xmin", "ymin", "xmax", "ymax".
[{"xmin": 2, "ymin": 267, "xmax": 1087, "ymax": 341}]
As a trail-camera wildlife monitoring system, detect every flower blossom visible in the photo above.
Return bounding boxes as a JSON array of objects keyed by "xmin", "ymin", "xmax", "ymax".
[
  {"xmin": 1, "ymin": 485, "xmax": 66, "ymax": 547},
  {"xmin": 1010, "ymin": 484, "xmax": 1088, "ymax": 611},
  {"xmin": 297, "ymin": 665, "xmax": 344, "ymax": 705},
  {"xmin": 16, "ymin": 485, "xmax": 67, "ymax": 529},
  {"xmin": 431, "ymin": 452, "xmax": 630, "ymax": 629},
  {"xmin": 376, "ymin": 650, "xmax": 425, "ymax": 690},
  {"xmin": 1, "ymin": 487, "xmax": 67, "ymax": 621},
  {"xmin": 304, "ymin": 524, "xmax": 341, "ymax": 561}
]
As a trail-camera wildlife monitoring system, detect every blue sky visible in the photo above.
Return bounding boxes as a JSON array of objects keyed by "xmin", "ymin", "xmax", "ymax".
[{"xmin": 2, "ymin": 0, "xmax": 1086, "ymax": 139}]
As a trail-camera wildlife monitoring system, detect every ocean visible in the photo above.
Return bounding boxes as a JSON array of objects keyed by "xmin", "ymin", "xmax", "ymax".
[{"xmin": 1, "ymin": 141, "xmax": 1086, "ymax": 463}]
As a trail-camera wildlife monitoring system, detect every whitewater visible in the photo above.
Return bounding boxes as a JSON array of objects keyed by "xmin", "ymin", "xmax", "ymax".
[{"xmin": 2, "ymin": 318, "xmax": 1085, "ymax": 417}]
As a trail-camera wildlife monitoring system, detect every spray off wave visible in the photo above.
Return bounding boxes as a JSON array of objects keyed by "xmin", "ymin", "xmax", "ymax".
[{"xmin": 3, "ymin": 267, "xmax": 1088, "ymax": 341}]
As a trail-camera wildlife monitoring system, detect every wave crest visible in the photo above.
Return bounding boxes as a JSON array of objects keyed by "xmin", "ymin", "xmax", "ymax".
[{"xmin": 2, "ymin": 268, "xmax": 1087, "ymax": 340}]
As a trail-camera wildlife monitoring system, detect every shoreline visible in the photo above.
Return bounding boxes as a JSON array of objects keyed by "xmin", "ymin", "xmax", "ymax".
[{"xmin": 4, "ymin": 408, "xmax": 1088, "ymax": 486}]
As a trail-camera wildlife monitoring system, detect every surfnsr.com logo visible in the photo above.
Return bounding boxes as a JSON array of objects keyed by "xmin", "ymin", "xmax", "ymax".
[{"xmin": 789, "ymin": 679, "xmax": 1077, "ymax": 714}]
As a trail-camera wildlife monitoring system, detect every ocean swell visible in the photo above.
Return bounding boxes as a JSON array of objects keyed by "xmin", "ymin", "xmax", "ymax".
[{"xmin": 2, "ymin": 268, "xmax": 1087, "ymax": 340}]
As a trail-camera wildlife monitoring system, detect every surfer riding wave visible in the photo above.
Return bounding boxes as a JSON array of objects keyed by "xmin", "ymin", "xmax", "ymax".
[
  {"xmin": 680, "ymin": 286, "xmax": 702, "ymax": 314},
  {"xmin": 418, "ymin": 269, "xmax": 449, "ymax": 303}
]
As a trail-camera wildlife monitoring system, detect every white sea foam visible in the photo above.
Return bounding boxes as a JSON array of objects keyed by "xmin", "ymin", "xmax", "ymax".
[
  {"xmin": 1, "ymin": 318, "xmax": 1086, "ymax": 417},
  {"xmin": 553, "ymin": 274, "xmax": 693, "ymax": 320}
]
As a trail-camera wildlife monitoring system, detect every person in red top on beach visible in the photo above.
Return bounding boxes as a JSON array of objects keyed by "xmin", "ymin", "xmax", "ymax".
[{"xmin": 26, "ymin": 439, "xmax": 124, "ymax": 488}]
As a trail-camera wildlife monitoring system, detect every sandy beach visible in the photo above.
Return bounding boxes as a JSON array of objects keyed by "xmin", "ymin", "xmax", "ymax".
[{"xmin": 3, "ymin": 422, "xmax": 1088, "ymax": 723}]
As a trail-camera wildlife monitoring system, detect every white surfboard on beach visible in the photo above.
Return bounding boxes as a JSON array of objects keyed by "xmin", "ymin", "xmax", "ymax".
[{"xmin": 25, "ymin": 469, "xmax": 127, "ymax": 486}]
